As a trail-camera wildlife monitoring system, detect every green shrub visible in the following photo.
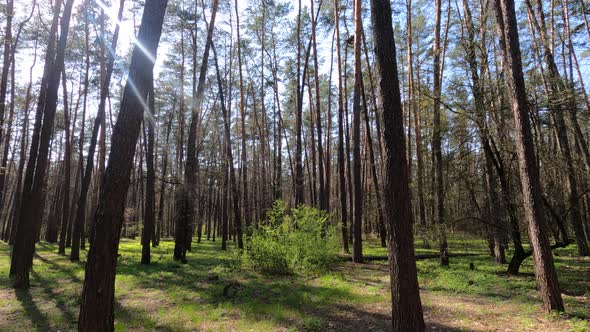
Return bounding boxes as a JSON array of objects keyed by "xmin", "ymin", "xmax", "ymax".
[{"xmin": 240, "ymin": 200, "xmax": 340, "ymax": 275}]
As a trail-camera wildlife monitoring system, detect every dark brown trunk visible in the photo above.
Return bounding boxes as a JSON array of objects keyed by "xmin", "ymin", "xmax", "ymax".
[
  {"xmin": 11, "ymin": 0, "xmax": 74, "ymax": 288},
  {"xmin": 432, "ymin": 0, "xmax": 448, "ymax": 267},
  {"xmin": 77, "ymin": 1, "xmax": 167, "ymax": 329},
  {"xmin": 351, "ymin": 0, "xmax": 363, "ymax": 263},
  {"xmin": 334, "ymin": 0, "xmax": 348, "ymax": 253},
  {"xmin": 370, "ymin": 0, "xmax": 425, "ymax": 329},
  {"xmin": 493, "ymin": 0, "xmax": 564, "ymax": 312}
]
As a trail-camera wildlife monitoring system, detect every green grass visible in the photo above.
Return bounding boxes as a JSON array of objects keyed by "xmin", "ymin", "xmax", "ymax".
[{"xmin": 0, "ymin": 236, "xmax": 588, "ymax": 331}]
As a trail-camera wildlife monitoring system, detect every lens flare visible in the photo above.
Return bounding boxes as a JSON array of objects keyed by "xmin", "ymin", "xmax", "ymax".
[{"xmin": 86, "ymin": 0, "xmax": 156, "ymax": 127}]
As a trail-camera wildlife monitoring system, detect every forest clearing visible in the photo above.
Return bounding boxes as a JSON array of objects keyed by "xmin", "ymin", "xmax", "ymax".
[{"xmin": 1, "ymin": 238, "xmax": 588, "ymax": 331}]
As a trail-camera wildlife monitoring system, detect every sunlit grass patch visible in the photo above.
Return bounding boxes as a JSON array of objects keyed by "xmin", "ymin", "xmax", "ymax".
[{"xmin": 0, "ymin": 236, "xmax": 587, "ymax": 331}]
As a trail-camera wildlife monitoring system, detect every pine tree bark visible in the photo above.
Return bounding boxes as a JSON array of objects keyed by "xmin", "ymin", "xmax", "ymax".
[
  {"xmin": 60, "ymin": 5, "xmax": 92, "ymax": 254},
  {"xmin": 11, "ymin": 0, "xmax": 74, "ymax": 288},
  {"xmin": 77, "ymin": 0, "xmax": 167, "ymax": 329},
  {"xmin": 351, "ymin": 0, "xmax": 363, "ymax": 263},
  {"xmin": 370, "ymin": 0, "xmax": 425, "ymax": 329},
  {"xmin": 0, "ymin": 1, "xmax": 34, "ymax": 236},
  {"xmin": 493, "ymin": 0, "xmax": 564, "ymax": 312}
]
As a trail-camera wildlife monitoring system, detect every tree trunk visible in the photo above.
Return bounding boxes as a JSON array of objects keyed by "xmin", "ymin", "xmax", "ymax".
[
  {"xmin": 77, "ymin": 1, "xmax": 167, "ymax": 329},
  {"xmin": 71, "ymin": 0, "xmax": 124, "ymax": 262},
  {"xmin": 0, "ymin": 0, "xmax": 14, "ymax": 217},
  {"xmin": 351, "ymin": 0, "xmax": 363, "ymax": 263},
  {"xmin": 141, "ymin": 76, "xmax": 156, "ymax": 264},
  {"xmin": 432, "ymin": 0, "xmax": 449, "ymax": 267},
  {"xmin": 295, "ymin": 0, "xmax": 304, "ymax": 206},
  {"xmin": 361, "ymin": 79, "xmax": 386, "ymax": 247},
  {"xmin": 181, "ymin": 0, "xmax": 219, "ymax": 258},
  {"xmin": 11, "ymin": 0, "xmax": 74, "ymax": 288},
  {"xmin": 370, "ymin": 0, "xmax": 425, "ymax": 329},
  {"xmin": 310, "ymin": 0, "xmax": 326, "ymax": 211},
  {"xmin": 524, "ymin": 0, "xmax": 589, "ymax": 256},
  {"xmin": 156, "ymin": 111, "xmax": 173, "ymax": 247},
  {"xmin": 58, "ymin": 66, "xmax": 72, "ymax": 246},
  {"xmin": 493, "ymin": 0, "xmax": 564, "ymax": 313},
  {"xmin": 212, "ymin": 42, "xmax": 242, "ymax": 249},
  {"xmin": 334, "ymin": 0, "xmax": 348, "ymax": 253},
  {"xmin": 234, "ymin": 0, "xmax": 250, "ymax": 230}
]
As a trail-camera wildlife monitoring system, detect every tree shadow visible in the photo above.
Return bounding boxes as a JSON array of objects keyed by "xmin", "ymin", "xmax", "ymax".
[
  {"xmin": 114, "ymin": 299, "xmax": 160, "ymax": 330},
  {"xmin": 30, "ymin": 269, "xmax": 77, "ymax": 325},
  {"xmin": 15, "ymin": 288, "xmax": 51, "ymax": 331},
  {"xmin": 33, "ymin": 252, "xmax": 83, "ymax": 283}
]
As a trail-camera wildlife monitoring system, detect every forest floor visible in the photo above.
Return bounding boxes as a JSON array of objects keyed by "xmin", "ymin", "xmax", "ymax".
[{"xmin": 0, "ymin": 237, "xmax": 588, "ymax": 332}]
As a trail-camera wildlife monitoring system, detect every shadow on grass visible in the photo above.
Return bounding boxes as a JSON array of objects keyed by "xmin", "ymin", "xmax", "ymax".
[
  {"xmin": 33, "ymin": 252, "xmax": 83, "ymax": 283},
  {"xmin": 15, "ymin": 288, "xmax": 51, "ymax": 331},
  {"xmin": 30, "ymin": 270, "xmax": 77, "ymax": 324},
  {"xmin": 4, "ymin": 239, "xmax": 587, "ymax": 331},
  {"xmin": 114, "ymin": 299, "xmax": 161, "ymax": 330}
]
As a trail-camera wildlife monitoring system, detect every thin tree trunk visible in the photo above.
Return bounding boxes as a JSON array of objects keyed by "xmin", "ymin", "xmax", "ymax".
[
  {"xmin": 0, "ymin": 0, "xmax": 14, "ymax": 159},
  {"xmin": 351, "ymin": 0, "xmax": 363, "ymax": 263},
  {"xmin": 141, "ymin": 76, "xmax": 156, "ymax": 264},
  {"xmin": 0, "ymin": 0, "xmax": 14, "ymax": 217},
  {"xmin": 58, "ymin": 66, "xmax": 72, "ymax": 247},
  {"xmin": 334, "ymin": 0, "xmax": 348, "ymax": 253},
  {"xmin": 156, "ymin": 112, "xmax": 173, "ymax": 247},
  {"xmin": 361, "ymin": 79, "xmax": 386, "ymax": 247},
  {"xmin": 234, "ymin": 0, "xmax": 250, "ymax": 230},
  {"xmin": 71, "ymin": 0, "xmax": 124, "ymax": 262},
  {"xmin": 310, "ymin": 0, "xmax": 326, "ymax": 211},
  {"xmin": 212, "ymin": 42, "xmax": 242, "ymax": 250},
  {"xmin": 432, "ymin": 0, "xmax": 449, "ymax": 267}
]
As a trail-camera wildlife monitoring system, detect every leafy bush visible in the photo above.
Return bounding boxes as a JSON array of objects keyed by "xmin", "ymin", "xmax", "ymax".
[{"xmin": 240, "ymin": 200, "xmax": 340, "ymax": 275}]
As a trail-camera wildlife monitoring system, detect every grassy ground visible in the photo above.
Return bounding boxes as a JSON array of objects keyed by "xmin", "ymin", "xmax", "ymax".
[{"xmin": 0, "ymin": 236, "xmax": 588, "ymax": 331}]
